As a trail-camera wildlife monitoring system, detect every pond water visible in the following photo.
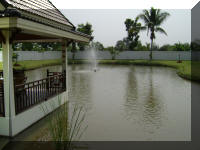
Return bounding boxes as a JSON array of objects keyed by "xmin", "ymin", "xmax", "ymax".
[
  {"xmin": 14, "ymin": 64, "xmax": 191, "ymax": 141},
  {"xmin": 25, "ymin": 65, "xmax": 62, "ymax": 83},
  {"xmin": 68, "ymin": 64, "xmax": 191, "ymax": 141}
]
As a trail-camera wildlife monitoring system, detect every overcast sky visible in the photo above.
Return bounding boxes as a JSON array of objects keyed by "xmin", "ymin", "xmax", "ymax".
[
  {"xmin": 49, "ymin": 0, "xmax": 194, "ymax": 47},
  {"xmin": 59, "ymin": 9, "xmax": 191, "ymax": 47}
]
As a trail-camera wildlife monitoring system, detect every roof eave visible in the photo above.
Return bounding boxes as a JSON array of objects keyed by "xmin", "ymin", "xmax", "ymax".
[
  {"xmin": 1, "ymin": 0, "xmax": 9, "ymax": 8},
  {"xmin": 0, "ymin": 17, "xmax": 91, "ymax": 43}
]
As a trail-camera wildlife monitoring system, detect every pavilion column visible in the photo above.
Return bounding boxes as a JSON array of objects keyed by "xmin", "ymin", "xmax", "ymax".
[
  {"xmin": 61, "ymin": 41, "xmax": 68, "ymax": 93},
  {"xmin": 62, "ymin": 41, "xmax": 67, "ymax": 72},
  {"xmin": 2, "ymin": 30, "xmax": 15, "ymax": 137}
]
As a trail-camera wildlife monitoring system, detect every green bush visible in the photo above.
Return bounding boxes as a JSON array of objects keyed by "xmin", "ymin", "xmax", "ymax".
[{"xmin": 12, "ymin": 52, "xmax": 19, "ymax": 64}]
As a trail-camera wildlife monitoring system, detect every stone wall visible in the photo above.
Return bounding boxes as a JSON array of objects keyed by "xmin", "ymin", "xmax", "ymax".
[
  {"xmin": 68, "ymin": 51, "xmax": 192, "ymax": 60},
  {"xmin": 0, "ymin": 50, "xmax": 195, "ymax": 61}
]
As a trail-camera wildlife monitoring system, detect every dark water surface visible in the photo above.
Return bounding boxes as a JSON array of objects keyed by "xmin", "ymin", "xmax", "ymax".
[{"xmin": 68, "ymin": 64, "xmax": 191, "ymax": 141}]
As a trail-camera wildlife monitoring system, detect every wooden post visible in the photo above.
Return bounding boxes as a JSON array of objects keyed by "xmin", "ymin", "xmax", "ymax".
[
  {"xmin": 2, "ymin": 30, "xmax": 15, "ymax": 137},
  {"xmin": 47, "ymin": 69, "xmax": 49, "ymax": 77},
  {"xmin": 46, "ymin": 69, "xmax": 50, "ymax": 99}
]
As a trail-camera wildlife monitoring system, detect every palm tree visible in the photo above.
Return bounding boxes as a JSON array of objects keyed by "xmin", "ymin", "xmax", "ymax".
[{"xmin": 138, "ymin": 7, "xmax": 170, "ymax": 60}]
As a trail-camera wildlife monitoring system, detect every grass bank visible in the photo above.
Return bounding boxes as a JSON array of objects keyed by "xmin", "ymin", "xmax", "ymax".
[
  {"xmin": 68, "ymin": 59, "xmax": 200, "ymax": 82},
  {"xmin": 0, "ymin": 59, "xmax": 62, "ymax": 71}
]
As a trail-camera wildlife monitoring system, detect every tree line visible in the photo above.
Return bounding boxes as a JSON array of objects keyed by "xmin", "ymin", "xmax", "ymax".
[{"xmin": 67, "ymin": 7, "xmax": 196, "ymax": 61}]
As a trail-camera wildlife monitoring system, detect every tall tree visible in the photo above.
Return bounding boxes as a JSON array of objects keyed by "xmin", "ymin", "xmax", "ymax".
[
  {"xmin": 90, "ymin": 41, "xmax": 104, "ymax": 51},
  {"xmin": 115, "ymin": 40, "xmax": 127, "ymax": 51},
  {"xmin": 21, "ymin": 43, "xmax": 34, "ymax": 51},
  {"xmin": 138, "ymin": 7, "xmax": 170, "ymax": 59},
  {"xmin": 124, "ymin": 17, "xmax": 145, "ymax": 50},
  {"xmin": 173, "ymin": 42, "xmax": 190, "ymax": 51},
  {"xmin": 77, "ymin": 22, "xmax": 93, "ymax": 51},
  {"xmin": 39, "ymin": 43, "xmax": 61, "ymax": 51},
  {"xmin": 191, "ymin": 40, "xmax": 200, "ymax": 51},
  {"xmin": 104, "ymin": 46, "xmax": 119, "ymax": 60}
]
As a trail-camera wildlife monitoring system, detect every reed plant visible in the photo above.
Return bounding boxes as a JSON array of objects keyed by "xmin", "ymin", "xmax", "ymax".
[{"xmin": 41, "ymin": 96, "xmax": 87, "ymax": 150}]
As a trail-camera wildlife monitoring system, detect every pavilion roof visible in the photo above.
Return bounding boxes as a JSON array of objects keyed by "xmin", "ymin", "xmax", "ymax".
[
  {"xmin": 0, "ymin": 0, "xmax": 91, "ymax": 42},
  {"xmin": 2, "ymin": 0, "xmax": 74, "ymax": 28}
]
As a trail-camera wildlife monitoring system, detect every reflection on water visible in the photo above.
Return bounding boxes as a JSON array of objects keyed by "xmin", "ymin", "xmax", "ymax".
[
  {"xmin": 124, "ymin": 67, "xmax": 139, "ymax": 122},
  {"xmin": 68, "ymin": 65, "xmax": 191, "ymax": 141},
  {"xmin": 68, "ymin": 65, "xmax": 93, "ymax": 112},
  {"xmin": 124, "ymin": 67, "xmax": 164, "ymax": 133},
  {"xmin": 124, "ymin": 67, "xmax": 165, "ymax": 135},
  {"xmin": 25, "ymin": 65, "xmax": 62, "ymax": 82},
  {"xmin": 142, "ymin": 68, "xmax": 164, "ymax": 133}
]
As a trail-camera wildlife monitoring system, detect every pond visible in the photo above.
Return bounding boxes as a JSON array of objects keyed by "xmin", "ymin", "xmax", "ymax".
[
  {"xmin": 68, "ymin": 64, "xmax": 191, "ymax": 141},
  {"xmin": 14, "ymin": 64, "xmax": 191, "ymax": 141}
]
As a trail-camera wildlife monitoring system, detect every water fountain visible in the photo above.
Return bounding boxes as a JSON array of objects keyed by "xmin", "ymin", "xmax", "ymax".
[
  {"xmin": 72, "ymin": 44, "xmax": 98, "ymax": 74},
  {"xmin": 89, "ymin": 45, "xmax": 98, "ymax": 72}
]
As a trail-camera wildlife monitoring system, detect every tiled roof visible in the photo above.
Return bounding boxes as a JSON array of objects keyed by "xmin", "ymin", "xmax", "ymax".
[{"xmin": 2, "ymin": 0, "xmax": 74, "ymax": 27}]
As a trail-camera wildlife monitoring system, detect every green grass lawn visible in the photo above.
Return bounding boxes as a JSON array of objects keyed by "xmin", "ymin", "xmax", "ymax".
[
  {"xmin": 0, "ymin": 59, "xmax": 199, "ymax": 82},
  {"xmin": 0, "ymin": 59, "xmax": 62, "ymax": 71}
]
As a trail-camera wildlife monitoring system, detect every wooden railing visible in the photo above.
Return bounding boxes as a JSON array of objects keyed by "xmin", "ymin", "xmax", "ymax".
[
  {"xmin": 0, "ymin": 82, "xmax": 5, "ymax": 117},
  {"xmin": 47, "ymin": 70, "xmax": 66, "ymax": 90},
  {"xmin": 47, "ymin": 69, "xmax": 63, "ymax": 77},
  {"xmin": 15, "ymin": 72, "xmax": 66, "ymax": 115}
]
